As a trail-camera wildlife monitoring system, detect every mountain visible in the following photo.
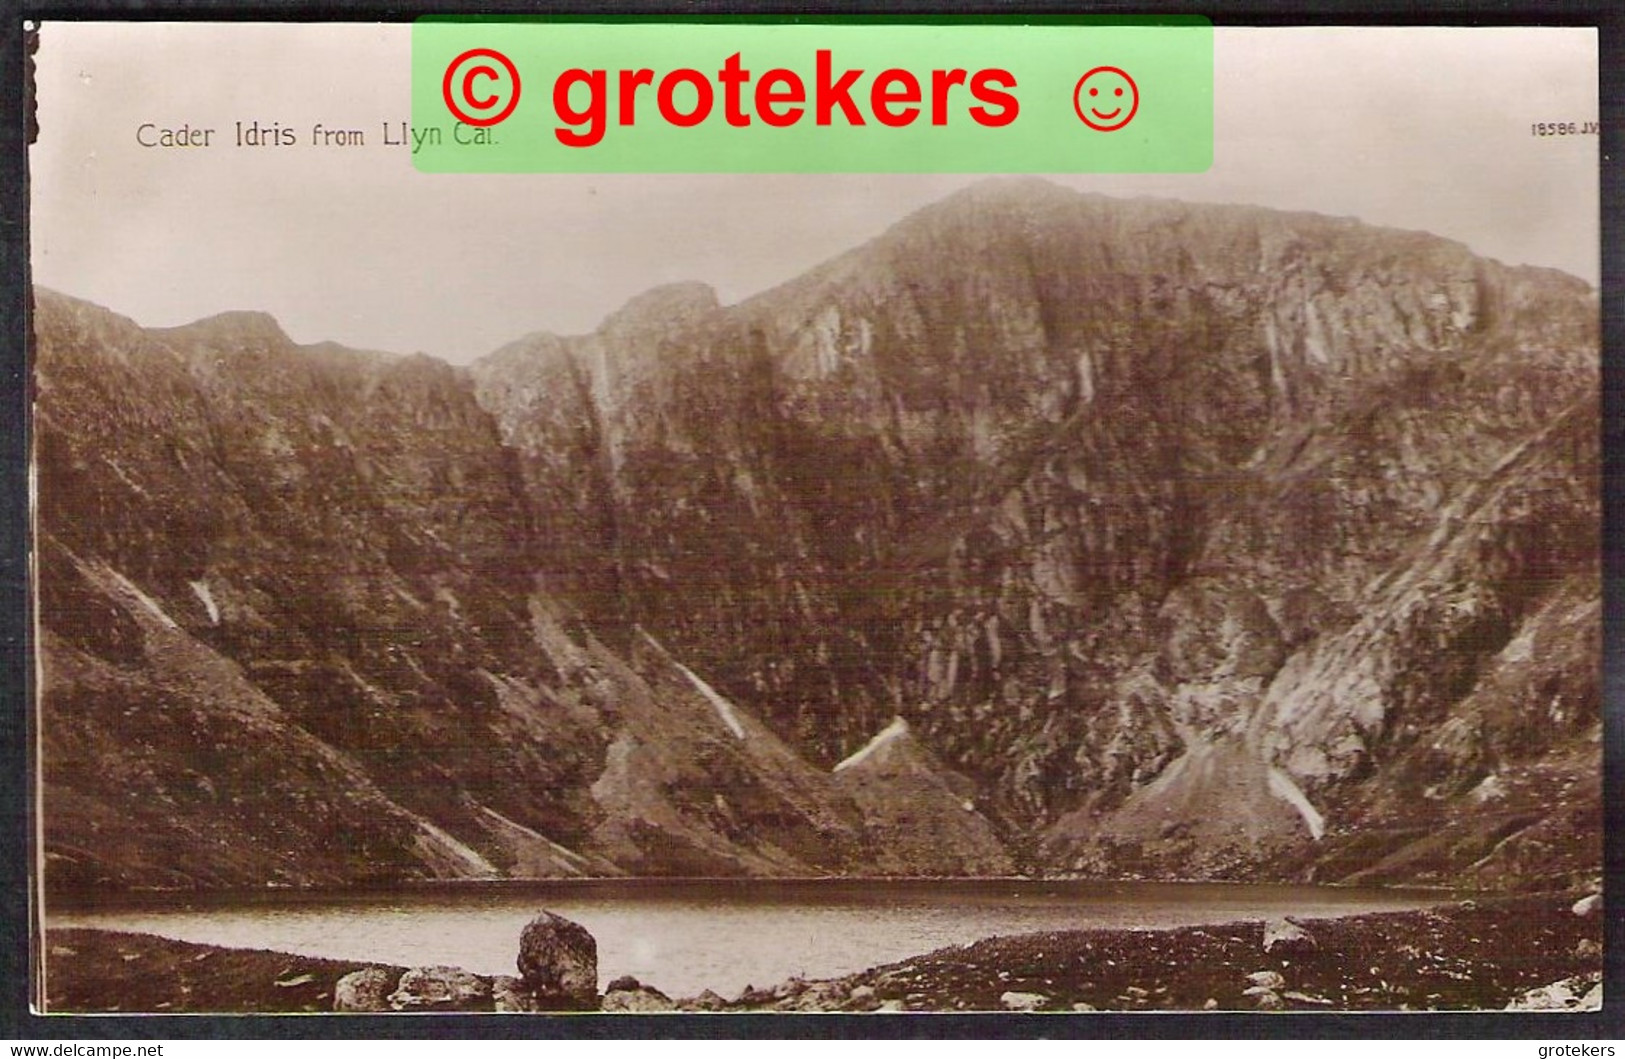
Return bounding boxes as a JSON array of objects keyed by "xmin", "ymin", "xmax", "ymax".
[
  {"xmin": 34, "ymin": 179, "xmax": 1600, "ymax": 890},
  {"xmin": 832, "ymin": 717, "xmax": 1015, "ymax": 876}
]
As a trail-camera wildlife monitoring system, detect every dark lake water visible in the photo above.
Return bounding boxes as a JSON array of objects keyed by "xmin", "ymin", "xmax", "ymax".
[{"xmin": 49, "ymin": 879, "xmax": 1446, "ymax": 999}]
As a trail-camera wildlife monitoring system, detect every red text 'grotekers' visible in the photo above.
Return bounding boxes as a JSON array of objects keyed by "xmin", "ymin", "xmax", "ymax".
[{"xmin": 553, "ymin": 50, "xmax": 1019, "ymax": 147}]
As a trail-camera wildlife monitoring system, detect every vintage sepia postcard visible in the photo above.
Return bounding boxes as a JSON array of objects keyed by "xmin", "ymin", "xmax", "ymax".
[{"xmin": 25, "ymin": 19, "xmax": 1604, "ymax": 1019}]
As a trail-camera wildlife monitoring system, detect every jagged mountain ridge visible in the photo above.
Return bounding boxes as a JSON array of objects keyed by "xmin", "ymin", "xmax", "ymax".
[{"xmin": 36, "ymin": 180, "xmax": 1600, "ymax": 888}]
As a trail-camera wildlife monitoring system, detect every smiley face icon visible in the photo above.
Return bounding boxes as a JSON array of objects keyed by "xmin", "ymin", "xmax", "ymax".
[{"xmin": 1073, "ymin": 66, "xmax": 1139, "ymax": 132}]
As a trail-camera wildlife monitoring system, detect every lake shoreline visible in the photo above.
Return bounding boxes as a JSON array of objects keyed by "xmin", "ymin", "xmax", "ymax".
[
  {"xmin": 41, "ymin": 890, "xmax": 1602, "ymax": 1014},
  {"xmin": 41, "ymin": 874, "xmax": 1459, "ymax": 914}
]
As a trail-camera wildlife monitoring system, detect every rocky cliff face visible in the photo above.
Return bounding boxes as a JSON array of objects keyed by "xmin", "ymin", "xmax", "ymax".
[
  {"xmin": 35, "ymin": 290, "xmax": 1009, "ymax": 887},
  {"xmin": 35, "ymin": 179, "xmax": 1600, "ymax": 889},
  {"xmin": 37, "ymin": 292, "xmax": 597, "ymax": 886},
  {"xmin": 470, "ymin": 180, "xmax": 1599, "ymax": 885}
]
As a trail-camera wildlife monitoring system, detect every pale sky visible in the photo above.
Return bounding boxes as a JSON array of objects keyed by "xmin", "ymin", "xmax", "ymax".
[{"xmin": 29, "ymin": 23, "xmax": 1600, "ymax": 364}]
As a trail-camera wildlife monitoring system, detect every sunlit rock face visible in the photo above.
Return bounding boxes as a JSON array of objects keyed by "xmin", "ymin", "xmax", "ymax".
[
  {"xmin": 36, "ymin": 179, "xmax": 1599, "ymax": 889},
  {"xmin": 473, "ymin": 180, "xmax": 1597, "ymax": 885}
]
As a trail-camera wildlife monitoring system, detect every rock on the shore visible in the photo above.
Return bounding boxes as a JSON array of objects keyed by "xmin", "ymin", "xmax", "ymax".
[
  {"xmin": 773, "ymin": 975, "xmax": 810, "ymax": 1000},
  {"xmin": 779, "ymin": 981, "xmax": 847, "ymax": 1012},
  {"xmin": 492, "ymin": 975, "xmax": 541, "ymax": 1013},
  {"xmin": 1262, "ymin": 919, "xmax": 1317, "ymax": 955},
  {"xmin": 602, "ymin": 985, "xmax": 678, "ymax": 1013},
  {"xmin": 1282, "ymin": 991, "xmax": 1333, "ymax": 1006},
  {"xmin": 333, "ymin": 967, "xmax": 395, "ymax": 1012},
  {"xmin": 517, "ymin": 911, "xmax": 598, "ymax": 1010},
  {"xmin": 1000, "ymin": 990, "xmax": 1049, "ymax": 1011},
  {"xmin": 1243, "ymin": 982, "xmax": 1284, "ymax": 1009},
  {"xmin": 1505, "ymin": 975, "xmax": 1602, "ymax": 1012},
  {"xmin": 388, "ymin": 965, "xmax": 491, "ymax": 1011},
  {"xmin": 1571, "ymin": 893, "xmax": 1602, "ymax": 917},
  {"xmin": 733, "ymin": 983, "xmax": 777, "ymax": 1006}
]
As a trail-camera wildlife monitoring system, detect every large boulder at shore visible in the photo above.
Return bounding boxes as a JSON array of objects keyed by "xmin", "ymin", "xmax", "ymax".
[
  {"xmin": 517, "ymin": 911, "xmax": 599, "ymax": 1010},
  {"xmin": 333, "ymin": 967, "xmax": 396, "ymax": 1012}
]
